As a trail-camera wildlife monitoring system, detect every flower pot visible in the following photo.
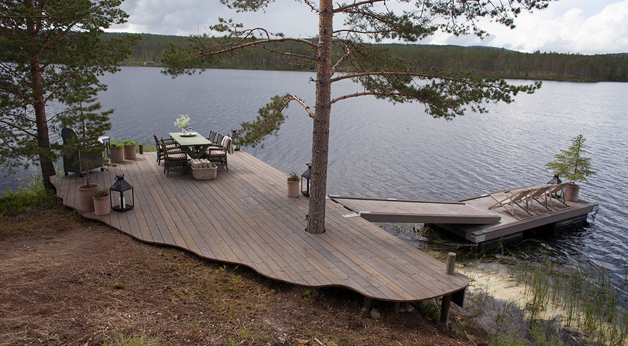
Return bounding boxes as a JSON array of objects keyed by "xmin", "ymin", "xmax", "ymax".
[
  {"xmin": 110, "ymin": 147, "xmax": 124, "ymax": 163},
  {"xmin": 93, "ymin": 196, "xmax": 110, "ymax": 216},
  {"xmin": 77, "ymin": 184, "xmax": 99, "ymax": 212},
  {"xmin": 123, "ymin": 144, "xmax": 136, "ymax": 160},
  {"xmin": 565, "ymin": 184, "xmax": 580, "ymax": 202},
  {"xmin": 287, "ymin": 180, "xmax": 300, "ymax": 198}
]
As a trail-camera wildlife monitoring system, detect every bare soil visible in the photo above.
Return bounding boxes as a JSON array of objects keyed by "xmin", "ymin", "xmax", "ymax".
[{"xmin": 0, "ymin": 207, "xmax": 489, "ymax": 346}]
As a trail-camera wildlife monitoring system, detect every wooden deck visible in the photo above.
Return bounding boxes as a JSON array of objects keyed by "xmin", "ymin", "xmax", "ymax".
[
  {"xmin": 329, "ymin": 196, "xmax": 502, "ymax": 224},
  {"xmin": 435, "ymin": 191, "xmax": 599, "ymax": 244},
  {"xmin": 50, "ymin": 151, "xmax": 469, "ymax": 303},
  {"xmin": 331, "ymin": 189, "xmax": 598, "ymax": 244}
]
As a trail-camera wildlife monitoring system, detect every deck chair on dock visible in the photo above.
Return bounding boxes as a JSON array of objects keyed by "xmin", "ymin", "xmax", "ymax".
[
  {"xmin": 488, "ymin": 187, "xmax": 536, "ymax": 218},
  {"xmin": 546, "ymin": 182, "xmax": 570, "ymax": 209},
  {"xmin": 528, "ymin": 185, "xmax": 555, "ymax": 213}
]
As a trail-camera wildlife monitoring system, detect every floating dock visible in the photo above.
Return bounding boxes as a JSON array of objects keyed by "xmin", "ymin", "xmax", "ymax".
[
  {"xmin": 50, "ymin": 151, "xmax": 469, "ymax": 315},
  {"xmin": 331, "ymin": 189, "xmax": 598, "ymax": 244}
]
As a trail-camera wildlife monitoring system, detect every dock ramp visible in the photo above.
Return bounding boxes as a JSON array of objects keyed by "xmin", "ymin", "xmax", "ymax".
[{"xmin": 329, "ymin": 196, "xmax": 501, "ymax": 225}]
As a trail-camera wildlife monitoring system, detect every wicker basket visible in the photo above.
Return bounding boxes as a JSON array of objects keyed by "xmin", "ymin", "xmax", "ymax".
[{"xmin": 191, "ymin": 164, "xmax": 217, "ymax": 180}]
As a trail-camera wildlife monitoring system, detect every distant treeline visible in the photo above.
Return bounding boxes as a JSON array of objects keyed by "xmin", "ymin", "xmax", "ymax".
[{"xmin": 104, "ymin": 33, "xmax": 628, "ymax": 82}]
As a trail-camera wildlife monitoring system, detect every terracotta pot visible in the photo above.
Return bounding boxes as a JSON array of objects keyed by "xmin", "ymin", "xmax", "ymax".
[
  {"xmin": 287, "ymin": 180, "xmax": 300, "ymax": 198},
  {"xmin": 93, "ymin": 196, "xmax": 110, "ymax": 216},
  {"xmin": 110, "ymin": 147, "xmax": 124, "ymax": 163},
  {"xmin": 565, "ymin": 184, "xmax": 580, "ymax": 202},
  {"xmin": 123, "ymin": 144, "xmax": 136, "ymax": 160},
  {"xmin": 77, "ymin": 184, "xmax": 99, "ymax": 212}
]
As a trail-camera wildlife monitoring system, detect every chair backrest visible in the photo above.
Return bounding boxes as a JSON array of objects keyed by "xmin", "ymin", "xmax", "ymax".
[
  {"xmin": 208, "ymin": 130, "xmax": 217, "ymax": 142},
  {"xmin": 549, "ymin": 182, "xmax": 568, "ymax": 195},
  {"xmin": 153, "ymin": 133, "xmax": 162, "ymax": 149},
  {"xmin": 510, "ymin": 188, "xmax": 535, "ymax": 202},
  {"xmin": 223, "ymin": 137, "xmax": 231, "ymax": 152},
  {"xmin": 215, "ymin": 133, "xmax": 224, "ymax": 145},
  {"xmin": 529, "ymin": 185, "xmax": 553, "ymax": 199}
]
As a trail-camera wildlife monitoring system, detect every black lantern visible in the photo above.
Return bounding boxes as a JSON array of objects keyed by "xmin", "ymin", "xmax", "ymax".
[
  {"xmin": 231, "ymin": 129, "xmax": 241, "ymax": 151},
  {"xmin": 301, "ymin": 163, "xmax": 311, "ymax": 197},
  {"xmin": 110, "ymin": 174, "xmax": 134, "ymax": 212}
]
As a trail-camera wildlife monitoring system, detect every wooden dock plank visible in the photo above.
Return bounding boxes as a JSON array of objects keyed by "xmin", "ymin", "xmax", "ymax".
[{"xmin": 51, "ymin": 151, "xmax": 470, "ymax": 303}]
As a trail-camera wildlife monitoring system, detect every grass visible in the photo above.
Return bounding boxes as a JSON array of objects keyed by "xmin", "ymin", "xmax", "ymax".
[
  {"xmin": 0, "ymin": 177, "xmax": 61, "ymax": 218},
  {"xmin": 103, "ymin": 333, "xmax": 161, "ymax": 346}
]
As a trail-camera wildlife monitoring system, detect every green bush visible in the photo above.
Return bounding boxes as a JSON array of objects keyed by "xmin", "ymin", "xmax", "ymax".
[{"xmin": 0, "ymin": 178, "xmax": 60, "ymax": 217}]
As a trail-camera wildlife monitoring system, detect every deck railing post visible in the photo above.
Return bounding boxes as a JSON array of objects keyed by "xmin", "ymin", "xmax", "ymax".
[{"xmin": 440, "ymin": 252, "xmax": 456, "ymax": 324}]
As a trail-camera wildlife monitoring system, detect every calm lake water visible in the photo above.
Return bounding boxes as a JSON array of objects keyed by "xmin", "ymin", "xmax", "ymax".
[{"xmin": 3, "ymin": 67, "xmax": 628, "ymax": 287}]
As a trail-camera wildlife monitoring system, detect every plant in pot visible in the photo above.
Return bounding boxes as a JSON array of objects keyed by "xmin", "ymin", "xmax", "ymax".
[
  {"xmin": 109, "ymin": 141, "xmax": 124, "ymax": 163},
  {"xmin": 59, "ymin": 96, "xmax": 112, "ymax": 212},
  {"xmin": 93, "ymin": 188, "xmax": 110, "ymax": 216},
  {"xmin": 122, "ymin": 140, "xmax": 137, "ymax": 160},
  {"xmin": 175, "ymin": 114, "xmax": 190, "ymax": 135},
  {"xmin": 287, "ymin": 171, "xmax": 300, "ymax": 198},
  {"xmin": 545, "ymin": 134, "xmax": 596, "ymax": 202}
]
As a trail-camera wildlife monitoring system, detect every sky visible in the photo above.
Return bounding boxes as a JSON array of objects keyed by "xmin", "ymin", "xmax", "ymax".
[{"xmin": 108, "ymin": 0, "xmax": 628, "ymax": 55}]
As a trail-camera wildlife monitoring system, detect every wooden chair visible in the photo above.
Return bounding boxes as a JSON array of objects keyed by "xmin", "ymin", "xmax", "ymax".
[
  {"xmin": 161, "ymin": 138, "xmax": 188, "ymax": 177},
  {"xmin": 528, "ymin": 185, "xmax": 555, "ymax": 213},
  {"xmin": 207, "ymin": 130, "xmax": 217, "ymax": 143},
  {"xmin": 546, "ymin": 182, "xmax": 570, "ymax": 209},
  {"xmin": 214, "ymin": 133, "xmax": 224, "ymax": 147},
  {"xmin": 153, "ymin": 133, "xmax": 166, "ymax": 165},
  {"xmin": 205, "ymin": 136, "xmax": 231, "ymax": 171},
  {"xmin": 488, "ymin": 187, "xmax": 537, "ymax": 218}
]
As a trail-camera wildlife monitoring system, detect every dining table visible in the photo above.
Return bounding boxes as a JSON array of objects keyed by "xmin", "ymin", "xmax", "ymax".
[{"xmin": 169, "ymin": 132, "xmax": 213, "ymax": 159}]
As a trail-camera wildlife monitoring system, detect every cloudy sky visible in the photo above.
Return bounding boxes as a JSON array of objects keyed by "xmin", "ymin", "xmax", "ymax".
[{"xmin": 108, "ymin": 0, "xmax": 628, "ymax": 55}]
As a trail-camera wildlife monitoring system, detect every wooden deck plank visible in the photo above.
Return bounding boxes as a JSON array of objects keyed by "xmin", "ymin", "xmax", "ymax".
[{"xmin": 51, "ymin": 151, "xmax": 470, "ymax": 302}]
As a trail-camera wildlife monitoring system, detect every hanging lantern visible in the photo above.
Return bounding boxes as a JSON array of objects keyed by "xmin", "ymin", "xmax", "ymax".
[
  {"xmin": 231, "ymin": 129, "xmax": 241, "ymax": 151},
  {"xmin": 301, "ymin": 163, "xmax": 311, "ymax": 197},
  {"xmin": 110, "ymin": 174, "xmax": 134, "ymax": 212}
]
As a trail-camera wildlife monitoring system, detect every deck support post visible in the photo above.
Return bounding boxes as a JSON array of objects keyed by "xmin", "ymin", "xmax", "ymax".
[
  {"xmin": 394, "ymin": 302, "xmax": 400, "ymax": 314},
  {"xmin": 363, "ymin": 297, "xmax": 372, "ymax": 311},
  {"xmin": 440, "ymin": 252, "xmax": 456, "ymax": 324}
]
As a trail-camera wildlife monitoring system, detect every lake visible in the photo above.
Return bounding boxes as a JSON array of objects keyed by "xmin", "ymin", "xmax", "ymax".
[{"xmin": 3, "ymin": 67, "xmax": 628, "ymax": 288}]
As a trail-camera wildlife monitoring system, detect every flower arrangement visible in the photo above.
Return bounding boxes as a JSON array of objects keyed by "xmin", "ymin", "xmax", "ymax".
[{"xmin": 174, "ymin": 115, "xmax": 190, "ymax": 130}]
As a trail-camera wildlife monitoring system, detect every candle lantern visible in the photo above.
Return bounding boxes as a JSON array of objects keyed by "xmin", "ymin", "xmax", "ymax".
[
  {"xmin": 231, "ymin": 129, "xmax": 241, "ymax": 151},
  {"xmin": 110, "ymin": 174, "xmax": 134, "ymax": 212},
  {"xmin": 301, "ymin": 163, "xmax": 311, "ymax": 197}
]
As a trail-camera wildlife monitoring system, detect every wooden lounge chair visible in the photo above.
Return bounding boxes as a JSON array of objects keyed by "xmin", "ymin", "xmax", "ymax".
[
  {"xmin": 205, "ymin": 136, "xmax": 231, "ymax": 171},
  {"xmin": 488, "ymin": 187, "xmax": 537, "ymax": 218},
  {"xmin": 528, "ymin": 185, "xmax": 555, "ymax": 213},
  {"xmin": 162, "ymin": 138, "xmax": 188, "ymax": 177},
  {"xmin": 546, "ymin": 182, "xmax": 570, "ymax": 209}
]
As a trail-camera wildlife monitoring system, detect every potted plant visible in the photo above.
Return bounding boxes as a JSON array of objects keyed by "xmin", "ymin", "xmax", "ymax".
[
  {"xmin": 110, "ymin": 141, "xmax": 124, "ymax": 163},
  {"xmin": 123, "ymin": 140, "xmax": 137, "ymax": 160},
  {"xmin": 175, "ymin": 114, "xmax": 190, "ymax": 135},
  {"xmin": 545, "ymin": 134, "xmax": 596, "ymax": 202},
  {"xmin": 59, "ymin": 98, "xmax": 112, "ymax": 212},
  {"xmin": 93, "ymin": 189, "xmax": 110, "ymax": 216},
  {"xmin": 287, "ymin": 171, "xmax": 300, "ymax": 198}
]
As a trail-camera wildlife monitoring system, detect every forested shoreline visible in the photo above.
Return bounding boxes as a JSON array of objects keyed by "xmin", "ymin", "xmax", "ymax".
[{"xmin": 105, "ymin": 33, "xmax": 628, "ymax": 82}]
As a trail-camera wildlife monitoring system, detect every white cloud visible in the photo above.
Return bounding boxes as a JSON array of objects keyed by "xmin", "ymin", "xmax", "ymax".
[
  {"xmin": 109, "ymin": 0, "xmax": 628, "ymax": 54},
  {"xmin": 429, "ymin": 0, "xmax": 628, "ymax": 54}
]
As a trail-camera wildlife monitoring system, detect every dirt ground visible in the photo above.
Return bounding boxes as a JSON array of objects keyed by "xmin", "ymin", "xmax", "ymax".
[{"xmin": 0, "ymin": 207, "xmax": 489, "ymax": 346}]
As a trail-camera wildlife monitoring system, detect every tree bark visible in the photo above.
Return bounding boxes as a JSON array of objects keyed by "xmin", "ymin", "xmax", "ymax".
[
  {"xmin": 306, "ymin": 0, "xmax": 334, "ymax": 234},
  {"xmin": 27, "ymin": 3, "xmax": 56, "ymax": 192}
]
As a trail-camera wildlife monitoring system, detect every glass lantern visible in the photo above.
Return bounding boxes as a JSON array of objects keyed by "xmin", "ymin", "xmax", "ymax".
[
  {"xmin": 110, "ymin": 174, "xmax": 134, "ymax": 212},
  {"xmin": 301, "ymin": 163, "xmax": 311, "ymax": 197},
  {"xmin": 231, "ymin": 129, "xmax": 241, "ymax": 151}
]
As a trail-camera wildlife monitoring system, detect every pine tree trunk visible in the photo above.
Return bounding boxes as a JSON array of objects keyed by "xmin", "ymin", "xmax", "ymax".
[
  {"xmin": 306, "ymin": 0, "xmax": 333, "ymax": 234},
  {"xmin": 28, "ymin": 10, "xmax": 56, "ymax": 192}
]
